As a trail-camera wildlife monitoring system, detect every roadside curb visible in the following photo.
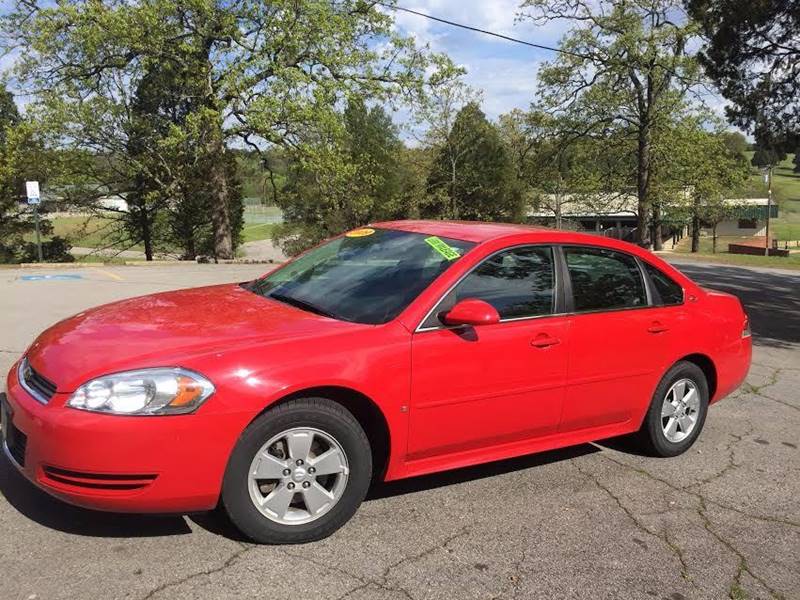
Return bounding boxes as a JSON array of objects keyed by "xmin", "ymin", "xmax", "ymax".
[{"xmin": 5, "ymin": 259, "xmax": 280, "ymax": 269}]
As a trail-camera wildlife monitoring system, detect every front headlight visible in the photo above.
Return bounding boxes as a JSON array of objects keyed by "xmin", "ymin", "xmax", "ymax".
[{"xmin": 67, "ymin": 368, "xmax": 215, "ymax": 415}]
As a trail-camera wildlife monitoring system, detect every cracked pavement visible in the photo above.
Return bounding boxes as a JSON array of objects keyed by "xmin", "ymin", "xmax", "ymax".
[{"xmin": 0, "ymin": 261, "xmax": 798, "ymax": 600}]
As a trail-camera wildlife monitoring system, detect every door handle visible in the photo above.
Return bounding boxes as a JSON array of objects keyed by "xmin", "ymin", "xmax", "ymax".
[
  {"xmin": 531, "ymin": 334, "xmax": 560, "ymax": 348},
  {"xmin": 648, "ymin": 322, "xmax": 669, "ymax": 334}
]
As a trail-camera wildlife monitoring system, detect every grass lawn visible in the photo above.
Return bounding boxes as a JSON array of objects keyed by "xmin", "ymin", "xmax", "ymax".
[
  {"xmin": 33, "ymin": 213, "xmax": 277, "ymax": 257},
  {"xmin": 672, "ymin": 234, "xmax": 800, "ymax": 270},
  {"xmin": 744, "ymin": 152, "xmax": 800, "ymax": 241},
  {"xmin": 69, "ymin": 254, "xmax": 144, "ymax": 264},
  {"xmin": 25, "ymin": 215, "xmax": 145, "ymax": 251},
  {"xmin": 240, "ymin": 222, "xmax": 278, "ymax": 243},
  {"xmin": 667, "ymin": 251, "xmax": 800, "ymax": 270}
]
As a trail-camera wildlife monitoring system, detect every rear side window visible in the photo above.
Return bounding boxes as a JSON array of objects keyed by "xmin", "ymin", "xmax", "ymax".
[
  {"xmin": 643, "ymin": 262, "xmax": 684, "ymax": 305},
  {"xmin": 565, "ymin": 247, "xmax": 647, "ymax": 312}
]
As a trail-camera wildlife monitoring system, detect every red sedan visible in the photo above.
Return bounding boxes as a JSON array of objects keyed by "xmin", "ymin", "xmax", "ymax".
[{"xmin": 2, "ymin": 221, "xmax": 751, "ymax": 543}]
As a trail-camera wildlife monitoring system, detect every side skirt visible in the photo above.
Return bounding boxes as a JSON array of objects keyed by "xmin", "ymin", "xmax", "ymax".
[{"xmin": 390, "ymin": 419, "xmax": 637, "ymax": 481}]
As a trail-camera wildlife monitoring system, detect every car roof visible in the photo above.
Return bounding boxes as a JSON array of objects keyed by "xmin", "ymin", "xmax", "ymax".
[
  {"xmin": 371, "ymin": 219, "xmax": 675, "ymax": 265},
  {"xmin": 371, "ymin": 220, "xmax": 696, "ymax": 294},
  {"xmin": 371, "ymin": 220, "xmax": 551, "ymax": 243}
]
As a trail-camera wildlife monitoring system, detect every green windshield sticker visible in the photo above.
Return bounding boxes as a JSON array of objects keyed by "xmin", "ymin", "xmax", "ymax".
[{"xmin": 425, "ymin": 236, "xmax": 461, "ymax": 261}]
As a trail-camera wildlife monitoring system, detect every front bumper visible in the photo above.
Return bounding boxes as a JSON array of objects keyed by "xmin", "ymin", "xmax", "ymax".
[{"xmin": 3, "ymin": 360, "xmax": 243, "ymax": 513}]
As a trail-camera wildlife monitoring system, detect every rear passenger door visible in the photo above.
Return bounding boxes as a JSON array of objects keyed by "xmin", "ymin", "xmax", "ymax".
[{"xmin": 559, "ymin": 246, "xmax": 674, "ymax": 432}]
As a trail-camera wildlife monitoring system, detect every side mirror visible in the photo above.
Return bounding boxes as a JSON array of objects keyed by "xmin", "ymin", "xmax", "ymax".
[{"xmin": 441, "ymin": 299, "xmax": 500, "ymax": 327}]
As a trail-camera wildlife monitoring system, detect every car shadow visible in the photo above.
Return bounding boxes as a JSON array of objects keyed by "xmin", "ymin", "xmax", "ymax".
[
  {"xmin": 366, "ymin": 443, "xmax": 600, "ymax": 500},
  {"xmin": 0, "ymin": 453, "xmax": 192, "ymax": 538},
  {"xmin": 592, "ymin": 435, "xmax": 652, "ymax": 457},
  {"xmin": 2, "ymin": 441, "xmax": 604, "ymax": 541}
]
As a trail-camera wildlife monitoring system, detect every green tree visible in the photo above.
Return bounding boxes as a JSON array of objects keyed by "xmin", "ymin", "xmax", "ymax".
[
  {"xmin": 656, "ymin": 118, "xmax": 749, "ymax": 252},
  {"xmin": 519, "ymin": 0, "xmax": 702, "ymax": 249},
  {"xmin": 0, "ymin": 87, "xmax": 27, "ymax": 261},
  {"xmin": 2, "ymin": 0, "xmax": 446, "ymax": 258},
  {"xmin": 751, "ymin": 147, "xmax": 781, "ymax": 169},
  {"xmin": 127, "ymin": 53, "xmax": 244, "ymax": 260},
  {"xmin": 426, "ymin": 103, "xmax": 521, "ymax": 222},
  {"xmin": 273, "ymin": 99, "xmax": 415, "ymax": 255},
  {"xmin": 499, "ymin": 109, "xmax": 632, "ymax": 229},
  {"xmin": 794, "ymin": 151, "xmax": 800, "ymax": 174},
  {"xmin": 686, "ymin": 0, "xmax": 799, "ymax": 146},
  {"xmin": 0, "ymin": 87, "xmax": 67, "ymax": 262},
  {"xmin": 720, "ymin": 131, "xmax": 748, "ymax": 161}
]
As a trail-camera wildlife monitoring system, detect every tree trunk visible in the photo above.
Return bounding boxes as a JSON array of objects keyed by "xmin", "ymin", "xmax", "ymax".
[
  {"xmin": 652, "ymin": 203, "xmax": 663, "ymax": 251},
  {"xmin": 712, "ymin": 223, "xmax": 717, "ymax": 253},
  {"xmin": 131, "ymin": 196, "xmax": 153, "ymax": 261},
  {"xmin": 691, "ymin": 215, "xmax": 700, "ymax": 253},
  {"xmin": 199, "ymin": 43, "xmax": 233, "ymax": 260},
  {"xmin": 206, "ymin": 120, "xmax": 233, "ymax": 260},
  {"xmin": 450, "ymin": 150, "xmax": 458, "ymax": 220},
  {"xmin": 142, "ymin": 221, "xmax": 153, "ymax": 261},
  {"xmin": 636, "ymin": 124, "xmax": 652, "ymax": 248}
]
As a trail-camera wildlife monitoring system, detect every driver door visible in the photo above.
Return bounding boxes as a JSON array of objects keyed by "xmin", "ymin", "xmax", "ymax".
[{"xmin": 407, "ymin": 245, "xmax": 569, "ymax": 461}]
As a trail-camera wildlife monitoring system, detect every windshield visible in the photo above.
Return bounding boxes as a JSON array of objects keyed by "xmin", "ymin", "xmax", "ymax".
[{"xmin": 247, "ymin": 228, "xmax": 475, "ymax": 324}]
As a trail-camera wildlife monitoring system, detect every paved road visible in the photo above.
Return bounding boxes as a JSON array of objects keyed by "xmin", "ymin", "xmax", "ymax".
[{"xmin": 0, "ymin": 261, "xmax": 798, "ymax": 600}]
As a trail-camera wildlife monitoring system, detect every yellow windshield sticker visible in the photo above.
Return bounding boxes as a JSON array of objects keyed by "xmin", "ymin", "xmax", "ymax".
[
  {"xmin": 345, "ymin": 227, "xmax": 376, "ymax": 238},
  {"xmin": 425, "ymin": 236, "xmax": 461, "ymax": 260}
]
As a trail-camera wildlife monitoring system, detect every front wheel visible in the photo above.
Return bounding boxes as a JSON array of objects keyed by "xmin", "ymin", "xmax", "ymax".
[
  {"xmin": 638, "ymin": 361, "xmax": 709, "ymax": 457},
  {"xmin": 221, "ymin": 398, "xmax": 372, "ymax": 544}
]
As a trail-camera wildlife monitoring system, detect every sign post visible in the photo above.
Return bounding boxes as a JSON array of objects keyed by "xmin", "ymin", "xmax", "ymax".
[
  {"xmin": 764, "ymin": 168, "xmax": 772, "ymax": 257},
  {"xmin": 26, "ymin": 181, "xmax": 43, "ymax": 262}
]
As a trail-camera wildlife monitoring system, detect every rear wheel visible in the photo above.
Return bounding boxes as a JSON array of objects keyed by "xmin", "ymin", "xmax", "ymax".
[
  {"xmin": 222, "ymin": 398, "xmax": 372, "ymax": 544},
  {"xmin": 638, "ymin": 361, "xmax": 709, "ymax": 457}
]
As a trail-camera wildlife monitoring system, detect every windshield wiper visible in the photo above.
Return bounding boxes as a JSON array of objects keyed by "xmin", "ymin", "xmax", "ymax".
[{"xmin": 268, "ymin": 292, "xmax": 339, "ymax": 320}]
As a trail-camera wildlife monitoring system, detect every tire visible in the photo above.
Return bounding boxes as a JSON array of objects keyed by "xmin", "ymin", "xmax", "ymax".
[
  {"xmin": 637, "ymin": 361, "xmax": 709, "ymax": 457},
  {"xmin": 221, "ymin": 398, "xmax": 372, "ymax": 544}
]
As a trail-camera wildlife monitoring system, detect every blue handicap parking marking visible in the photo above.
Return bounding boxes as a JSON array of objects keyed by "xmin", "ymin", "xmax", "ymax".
[{"xmin": 20, "ymin": 274, "xmax": 83, "ymax": 281}]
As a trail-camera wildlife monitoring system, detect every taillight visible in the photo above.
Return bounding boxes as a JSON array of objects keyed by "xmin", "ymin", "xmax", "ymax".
[{"xmin": 742, "ymin": 315, "xmax": 751, "ymax": 338}]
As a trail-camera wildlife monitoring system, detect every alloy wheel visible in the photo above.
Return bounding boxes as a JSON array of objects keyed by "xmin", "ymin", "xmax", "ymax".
[
  {"xmin": 247, "ymin": 427, "xmax": 349, "ymax": 525},
  {"xmin": 661, "ymin": 378, "xmax": 700, "ymax": 443}
]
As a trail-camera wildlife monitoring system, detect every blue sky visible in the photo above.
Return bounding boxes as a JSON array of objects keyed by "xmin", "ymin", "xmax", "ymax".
[
  {"xmin": 385, "ymin": 1, "xmax": 730, "ymax": 126},
  {"xmin": 387, "ymin": 0, "xmax": 566, "ymax": 119}
]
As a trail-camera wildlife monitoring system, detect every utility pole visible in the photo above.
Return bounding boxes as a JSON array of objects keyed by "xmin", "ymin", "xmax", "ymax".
[{"xmin": 765, "ymin": 167, "xmax": 772, "ymax": 257}]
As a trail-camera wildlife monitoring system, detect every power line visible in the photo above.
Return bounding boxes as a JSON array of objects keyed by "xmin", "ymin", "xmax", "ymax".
[{"xmin": 378, "ymin": 2, "xmax": 587, "ymax": 60}]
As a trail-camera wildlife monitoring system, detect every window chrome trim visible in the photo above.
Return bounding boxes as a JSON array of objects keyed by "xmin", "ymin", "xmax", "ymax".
[
  {"xmin": 414, "ymin": 243, "xmax": 560, "ymax": 333},
  {"xmin": 414, "ymin": 241, "xmax": 679, "ymax": 333},
  {"xmin": 635, "ymin": 256, "xmax": 654, "ymax": 306},
  {"xmin": 17, "ymin": 358, "xmax": 50, "ymax": 405}
]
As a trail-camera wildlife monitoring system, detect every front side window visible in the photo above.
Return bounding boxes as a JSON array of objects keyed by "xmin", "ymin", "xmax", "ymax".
[
  {"xmin": 643, "ymin": 262, "xmax": 684, "ymax": 305},
  {"xmin": 565, "ymin": 247, "xmax": 647, "ymax": 312},
  {"xmin": 423, "ymin": 246, "xmax": 555, "ymax": 327},
  {"xmin": 247, "ymin": 228, "xmax": 475, "ymax": 324}
]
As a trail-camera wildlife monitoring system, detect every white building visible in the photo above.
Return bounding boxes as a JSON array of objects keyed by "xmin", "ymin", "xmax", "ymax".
[{"xmin": 527, "ymin": 195, "xmax": 777, "ymax": 240}]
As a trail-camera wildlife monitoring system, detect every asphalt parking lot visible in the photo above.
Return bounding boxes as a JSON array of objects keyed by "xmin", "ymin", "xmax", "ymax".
[{"xmin": 0, "ymin": 261, "xmax": 798, "ymax": 600}]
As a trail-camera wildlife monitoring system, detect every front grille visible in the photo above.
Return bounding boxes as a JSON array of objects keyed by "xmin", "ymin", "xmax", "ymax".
[
  {"xmin": 42, "ymin": 466, "xmax": 157, "ymax": 491},
  {"xmin": 6, "ymin": 422, "xmax": 27, "ymax": 467},
  {"xmin": 19, "ymin": 358, "xmax": 57, "ymax": 403}
]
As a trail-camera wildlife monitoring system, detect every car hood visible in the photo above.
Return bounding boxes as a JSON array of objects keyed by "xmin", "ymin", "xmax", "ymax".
[{"xmin": 25, "ymin": 283, "xmax": 362, "ymax": 392}]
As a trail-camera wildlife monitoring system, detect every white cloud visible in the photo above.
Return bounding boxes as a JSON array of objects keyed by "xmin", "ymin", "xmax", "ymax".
[
  {"xmin": 385, "ymin": 0, "xmax": 565, "ymax": 120},
  {"xmin": 388, "ymin": 0, "xmax": 570, "ymax": 48},
  {"xmin": 462, "ymin": 57, "xmax": 541, "ymax": 117}
]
